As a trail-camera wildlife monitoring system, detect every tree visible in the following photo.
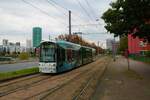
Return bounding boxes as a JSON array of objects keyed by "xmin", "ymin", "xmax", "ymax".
[
  {"xmin": 119, "ymin": 35, "xmax": 128, "ymax": 52},
  {"xmin": 19, "ymin": 52, "xmax": 29, "ymax": 60},
  {"xmin": 56, "ymin": 34, "xmax": 103, "ymax": 54},
  {"xmin": 102, "ymin": 0, "xmax": 150, "ymax": 42}
]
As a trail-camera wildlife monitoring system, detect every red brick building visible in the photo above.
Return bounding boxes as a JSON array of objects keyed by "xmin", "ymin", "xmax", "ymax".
[{"xmin": 128, "ymin": 34, "xmax": 150, "ymax": 55}]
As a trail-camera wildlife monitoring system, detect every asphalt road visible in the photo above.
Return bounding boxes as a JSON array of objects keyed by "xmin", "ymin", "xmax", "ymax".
[{"xmin": 0, "ymin": 62, "xmax": 39, "ymax": 72}]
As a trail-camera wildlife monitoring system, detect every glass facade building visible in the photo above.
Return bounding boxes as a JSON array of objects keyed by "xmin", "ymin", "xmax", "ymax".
[{"xmin": 33, "ymin": 27, "xmax": 42, "ymax": 47}]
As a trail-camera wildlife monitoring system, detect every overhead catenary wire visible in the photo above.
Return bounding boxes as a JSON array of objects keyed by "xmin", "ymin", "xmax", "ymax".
[
  {"xmin": 46, "ymin": 0, "xmax": 79, "ymax": 25},
  {"xmin": 46, "ymin": 0, "xmax": 68, "ymax": 16},
  {"xmin": 22, "ymin": 0, "xmax": 67, "ymax": 26},
  {"xmin": 47, "ymin": 0, "xmax": 104, "ymax": 34},
  {"xmin": 71, "ymin": 23, "xmax": 102, "ymax": 27},
  {"xmin": 22, "ymin": 0, "xmax": 102, "ymax": 34},
  {"xmin": 84, "ymin": 0, "xmax": 97, "ymax": 20},
  {"xmin": 48, "ymin": 0, "xmax": 69, "ymax": 11},
  {"xmin": 76, "ymin": 0, "xmax": 95, "ymax": 23},
  {"xmin": 48, "ymin": 0, "xmax": 93, "ymax": 24}
]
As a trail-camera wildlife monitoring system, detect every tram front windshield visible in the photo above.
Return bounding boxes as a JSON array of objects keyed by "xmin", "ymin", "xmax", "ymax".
[{"xmin": 40, "ymin": 43, "xmax": 56, "ymax": 62}]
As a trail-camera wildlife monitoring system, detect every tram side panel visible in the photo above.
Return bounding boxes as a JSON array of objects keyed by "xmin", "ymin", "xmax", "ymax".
[{"xmin": 56, "ymin": 47, "xmax": 82, "ymax": 73}]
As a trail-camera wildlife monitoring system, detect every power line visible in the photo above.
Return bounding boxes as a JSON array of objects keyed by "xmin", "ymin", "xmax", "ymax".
[
  {"xmin": 84, "ymin": 0, "xmax": 97, "ymax": 19},
  {"xmin": 48, "ymin": 0, "xmax": 92, "ymax": 24},
  {"xmin": 22, "ymin": 0, "xmax": 101, "ymax": 33},
  {"xmin": 46, "ymin": 0, "xmax": 79, "ymax": 24},
  {"xmin": 48, "ymin": 0, "xmax": 84, "ymax": 23},
  {"xmin": 22, "ymin": 0, "xmax": 67, "ymax": 25},
  {"xmin": 71, "ymin": 23, "xmax": 102, "ymax": 27},
  {"xmin": 46, "ymin": 0, "xmax": 68, "ymax": 16},
  {"xmin": 76, "ymin": 0, "xmax": 95, "ymax": 23},
  {"xmin": 48, "ymin": 0, "xmax": 68, "ymax": 11}
]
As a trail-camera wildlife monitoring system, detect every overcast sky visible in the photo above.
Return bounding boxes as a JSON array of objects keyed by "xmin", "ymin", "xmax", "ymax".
[{"xmin": 0, "ymin": 0, "xmax": 116, "ymax": 48}]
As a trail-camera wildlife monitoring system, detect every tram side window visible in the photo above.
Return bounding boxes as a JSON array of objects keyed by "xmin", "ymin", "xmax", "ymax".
[
  {"xmin": 57, "ymin": 47, "xmax": 66, "ymax": 67},
  {"xmin": 57, "ymin": 48, "xmax": 65, "ymax": 62},
  {"xmin": 72, "ymin": 50, "xmax": 78, "ymax": 61},
  {"xmin": 66, "ymin": 49, "xmax": 72, "ymax": 62}
]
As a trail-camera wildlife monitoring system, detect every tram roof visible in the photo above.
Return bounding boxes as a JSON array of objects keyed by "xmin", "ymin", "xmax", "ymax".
[
  {"xmin": 56, "ymin": 40, "xmax": 81, "ymax": 50},
  {"xmin": 81, "ymin": 45, "xmax": 94, "ymax": 50},
  {"xmin": 40, "ymin": 40, "xmax": 95, "ymax": 51},
  {"xmin": 40, "ymin": 40, "xmax": 56, "ymax": 44}
]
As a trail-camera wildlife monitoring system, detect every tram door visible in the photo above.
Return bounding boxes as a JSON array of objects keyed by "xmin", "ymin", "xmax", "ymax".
[
  {"xmin": 66, "ymin": 49, "xmax": 72, "ymax": 63},
  {"xmin": 57, "ymin": 47, "xmax": 65, "ymax": 67}
]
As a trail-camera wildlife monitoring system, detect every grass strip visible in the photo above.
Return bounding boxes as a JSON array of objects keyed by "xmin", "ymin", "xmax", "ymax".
[{"xmin": 0, "ymin": 67, "xmax": 39, "ymax": 81}]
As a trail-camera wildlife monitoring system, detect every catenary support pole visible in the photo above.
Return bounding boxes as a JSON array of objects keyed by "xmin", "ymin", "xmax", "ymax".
[{"xmin": 69, "ymin": 10, "xmax": 71, "ymax": 35}]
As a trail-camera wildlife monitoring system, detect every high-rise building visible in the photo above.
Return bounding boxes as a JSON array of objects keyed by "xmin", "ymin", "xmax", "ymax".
[
  {"xmin": 26, "ymin": 39, "xmax": 32, "ymax": 52},
  {"xmin": 33, "ymin": 27, "xmax": 42, "ymax": 47},
  {"xmin": 26, "ymin": 39, "xmax": 32, "ymax": 48}
]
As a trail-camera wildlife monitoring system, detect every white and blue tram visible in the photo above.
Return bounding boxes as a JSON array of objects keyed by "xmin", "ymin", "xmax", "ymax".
[{"xmin": 39, "ymin": 40, "xmax": 95, "ymax": 73}]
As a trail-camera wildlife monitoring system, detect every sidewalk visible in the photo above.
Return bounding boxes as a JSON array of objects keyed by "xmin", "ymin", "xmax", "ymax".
[{"xmin": 92, "ymin": 56, "xmax": 150, "ymax": 100}]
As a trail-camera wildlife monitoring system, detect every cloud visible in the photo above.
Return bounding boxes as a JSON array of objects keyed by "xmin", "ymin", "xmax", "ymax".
[{"xmin": 0, "ymin": 0, "xmax": 115, "ymax": 48}]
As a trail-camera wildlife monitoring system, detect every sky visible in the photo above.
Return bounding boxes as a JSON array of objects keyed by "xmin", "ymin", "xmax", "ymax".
[{"xmin": 0, "ymin": 0, "xmax": 116, "ymax": 48}]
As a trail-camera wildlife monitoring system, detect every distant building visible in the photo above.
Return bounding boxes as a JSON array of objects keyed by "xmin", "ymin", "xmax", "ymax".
[
  {"xmin": 106, "ymin": 39, "xmax": 115, "ymax": 51},
  {"xmin": 16, "ymin": 42, "xmax": 20, "ymax": 46},
  {"xmin": 0, "ymin": 39, "xmax": 26, "ymax": 54},
  {"xmin": 20, "ymin": 46, "xmax": 26, "ymax": 52},
  {"xmin": 0, "ymin": 45, "xmax": 3, "ymax": 53},
  {"xmin": 33, "ymin": 27, "xmax": 42, "ymax": 48},
  {"xmin": 15, "ymin": 42, "xmax": 21, "ymax": 53},
  {"xmin": 106, "ymin": 39, "xmax": 119, "ymax": 52},
  {"xmin": 9, "ymin": 42, "xmax": 15, "ymax": 46},
  {"xmin": 26, "ymin": 39, "xmax": 32, "ymax": 52},
  {"xmin": 2, "ymin": 39, "xmax": 8, "ymax": 46},
  {"xmin": 26, "ymin": 39, "xmax": 32, "ymax": 48}
]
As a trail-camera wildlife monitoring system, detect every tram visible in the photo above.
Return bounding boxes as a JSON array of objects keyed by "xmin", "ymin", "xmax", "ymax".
[{"xmin": 39, "ymin": 40, "xmax": 95, "ymax": 73}]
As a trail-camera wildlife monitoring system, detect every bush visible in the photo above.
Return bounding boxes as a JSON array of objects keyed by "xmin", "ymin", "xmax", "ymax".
[
  {"xmin": 145, "ymin": 51, "xmax": 150, "ymax": 57},
  {"xmin": 19, "ymin": 52, "xmax": 29, "ymax": 60}
]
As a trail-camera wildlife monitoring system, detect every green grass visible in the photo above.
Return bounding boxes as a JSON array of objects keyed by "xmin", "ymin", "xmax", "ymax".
[{"xmin": 0, "ymin": 67, "xmax": 39, "ymax": 81}]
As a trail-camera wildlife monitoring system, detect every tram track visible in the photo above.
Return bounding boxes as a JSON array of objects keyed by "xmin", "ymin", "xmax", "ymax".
[
  {"xmin": 40, "ymin": 58, "xmax": 109, "ymax": 100},
  {"xmin": 24, "ymin": 69, "xmax": 91, "ymax": 100},
  {"xmin": 0, "ymin": 73, "xmax": 41, "ymax": 87},
  {"xmin": 0, "ymin": 68, "xmax": 91, "ymax": 100},
  {"xmin": 73, "ymin": 61, "xmax": 110, "ymax": 100},
  {"xmin": 40, "ymin": 70, "xmax": 98, "ymax": 100},
  {"xmin": 0, "ymin": 74, "xmax": 51, "ymax": 97},
  {"xmin": 0, "ymin": 57, "xmax": 107, "ymax": 100},
  {"xmin": 38, "ymin": 59, "xmax": 106, "ymax": 100}
]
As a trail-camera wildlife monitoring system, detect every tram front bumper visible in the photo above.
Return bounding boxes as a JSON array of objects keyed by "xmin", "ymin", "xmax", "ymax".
[{"xmin": 39, "ymin": 62, "xmax": 57, "ymax": 73}]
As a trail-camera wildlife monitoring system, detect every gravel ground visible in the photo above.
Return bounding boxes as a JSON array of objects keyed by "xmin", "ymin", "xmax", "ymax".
[
  {"xmin": 0, "ymin": 57, "xmax": 109, "ymax": 100},
  {"xmin": 92, "ymin": 56, "xmax": 150, "ymax": 100}
]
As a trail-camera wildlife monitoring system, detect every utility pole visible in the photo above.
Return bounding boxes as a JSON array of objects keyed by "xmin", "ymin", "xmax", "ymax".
[
  {"xmin": 69, "ymin": 10, "xmax": 71, "ymax": 35},
  {"xmin": 97, "ymin": 41, "xmax": 100, "ymax": 54},
  {"xmin": 112, "ymin": 38, "xmax": 116, "ymax": 62}
]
